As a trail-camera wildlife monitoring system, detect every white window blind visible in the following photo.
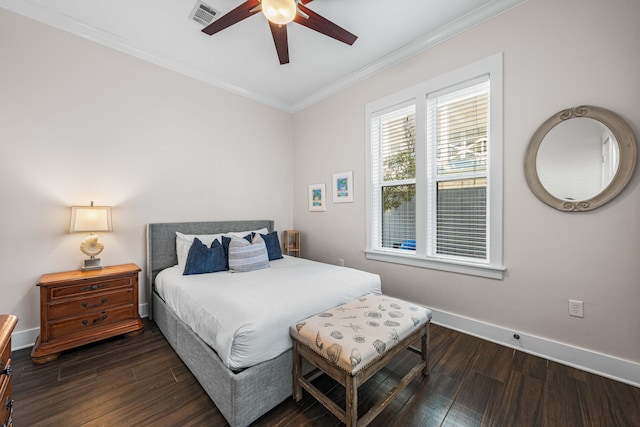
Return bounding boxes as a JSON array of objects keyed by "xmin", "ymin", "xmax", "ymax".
[
  {"xmin": 427, "ymin": 79, "xmax": 489, "ymax": 261},
  {"xmin": 371, "ymin": 104, "xmax": 416, "ymax": 250}
]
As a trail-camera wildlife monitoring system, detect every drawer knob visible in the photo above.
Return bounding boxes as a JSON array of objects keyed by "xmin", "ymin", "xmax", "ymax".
[
  {"xmin": 80, "ymin": 283, "xmax": 108, "ymax": 292},
  {"xmin": 81, "ymin": 298, "xmax": 108, "ymax": 308},
  {"xmin": 81, "ymin": 313, "xmax": 108, "ymax": 326},
  {"xmin": 2, "ymin": 396, "xmax": 14, "ymax": 427},
  {"xmin": 0, "ymin": 364, "xmax": 10, "ymax": 376}
]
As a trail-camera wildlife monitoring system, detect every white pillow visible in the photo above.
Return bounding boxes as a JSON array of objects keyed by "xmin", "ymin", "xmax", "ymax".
[
  {"xmin": 228, "ymin": 234, "xmax": 270, "ymax": 273},
  {"xmin": 176, "ymin": 232, "xmax": 224, "ymax": 269},
  {"xmin": 224, "ymin": 227, "xmax": 269, "ymax": 239}
]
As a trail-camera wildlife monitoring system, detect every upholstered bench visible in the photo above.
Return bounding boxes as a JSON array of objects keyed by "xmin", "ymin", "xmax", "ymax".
[{"xmin": 290, "ymin": 293, "xmax": 432, "ymax": 427}]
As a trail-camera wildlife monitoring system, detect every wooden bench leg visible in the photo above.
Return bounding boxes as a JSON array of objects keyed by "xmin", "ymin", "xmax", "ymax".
[
  {"xmin": 421, "ymin": 327, "xmax": 430, "ymax": 376},
  {"xmin": 293, "ymin": 341, "xmax": 303, "ymax": 402},
  {"xmin": 345, "ymin": 374, "xmax": 358, "ymax": 427}
]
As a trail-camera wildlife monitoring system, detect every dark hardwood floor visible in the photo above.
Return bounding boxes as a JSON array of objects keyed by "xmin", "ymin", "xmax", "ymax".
[{"xmin": 10, "ymin": 319, "xmax": 640, "ymax": 426}]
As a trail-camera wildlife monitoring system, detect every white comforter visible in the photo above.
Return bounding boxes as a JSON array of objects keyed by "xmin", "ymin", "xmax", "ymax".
[{"xmin": 155, "ymin": 256, "xmax": 381, "ymax": 370}]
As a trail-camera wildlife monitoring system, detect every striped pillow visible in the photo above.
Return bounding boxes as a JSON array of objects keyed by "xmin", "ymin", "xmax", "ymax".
[{"xmin": 228, "ymin": 234, "xmax": 270, "ymax": 272}]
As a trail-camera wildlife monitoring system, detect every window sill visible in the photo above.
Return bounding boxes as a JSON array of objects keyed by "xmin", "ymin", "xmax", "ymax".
[{"xmin": 364, "ymin": 250, "xmax": 505, "ymax": 280}]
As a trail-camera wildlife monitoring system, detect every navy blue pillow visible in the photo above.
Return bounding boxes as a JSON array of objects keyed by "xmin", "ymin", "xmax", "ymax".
[
  {"xmin": 183, "ymin": 238, "xmax": 226, "ymax": 275},
  {"xmin": 222, "ymin": 234, "xmax": 252, "ymax": 270},
  {"xmin": 260, "ymin": 231, "xmax": 283, "ymax": 261}
]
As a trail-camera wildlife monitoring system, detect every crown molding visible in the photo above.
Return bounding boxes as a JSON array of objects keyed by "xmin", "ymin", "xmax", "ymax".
[{"xmin": 289, "ymin": 0, "xmax": 527, "ymax": 113}]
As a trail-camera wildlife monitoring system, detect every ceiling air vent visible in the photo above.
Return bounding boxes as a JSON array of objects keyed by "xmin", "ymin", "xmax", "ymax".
[{"xmin": 190, "ymin": 0, "xmax": 219, "ymax": 26}]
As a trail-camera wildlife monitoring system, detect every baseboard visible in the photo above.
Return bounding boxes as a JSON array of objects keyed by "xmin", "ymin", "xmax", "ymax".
[
  {"xmin": 12, "ymin": 327, "xmax": 40, "ymax": 351},
  {"xmin": 431, "ymin": 308, "xmax": 640, "ymax": 388},
  {"xmin": 11, "ymin": 303, "xmax": 150, "ymax": 351},
  {"xmin": 139, "ymin": 302, "xmax": 149, "ymax": 318}
]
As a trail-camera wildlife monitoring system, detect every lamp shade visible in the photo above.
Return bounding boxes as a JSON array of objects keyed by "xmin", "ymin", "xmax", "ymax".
[
  {"xmin": 262, "ymin": 0, "xmax": 297, "ymax": 25},
  {"xmin": 70, "ymin": 205, "xmax": 112, "ymax": 233}
]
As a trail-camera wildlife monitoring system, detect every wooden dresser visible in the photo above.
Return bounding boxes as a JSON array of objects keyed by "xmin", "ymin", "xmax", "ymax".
[
  {"xmin": 31, "ymin": 263, "xmax": 143, "ymax": 364},
  {"xmin": 0, "ymin": 314, "xmax": 17, "ymax": 427}
]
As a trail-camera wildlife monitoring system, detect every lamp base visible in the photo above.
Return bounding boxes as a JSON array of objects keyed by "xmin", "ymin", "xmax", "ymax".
[{"xmin": 82, "ymin": 258, "xmax": 103, "ymax": 271}]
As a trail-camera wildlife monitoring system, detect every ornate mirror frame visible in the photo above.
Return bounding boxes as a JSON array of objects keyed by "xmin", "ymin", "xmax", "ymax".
[{"xmin": 524, "ymin": 105, "xmax": 637, "ymax": 211}]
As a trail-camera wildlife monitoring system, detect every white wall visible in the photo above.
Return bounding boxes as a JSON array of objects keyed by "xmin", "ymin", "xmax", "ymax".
[
  {"xmin": 292, "ymin": 0, "xmax": 640, "ymax": 379},
  {"xmin": 0, "ymin": 9, "xmax": 294, "ymax": 336}
]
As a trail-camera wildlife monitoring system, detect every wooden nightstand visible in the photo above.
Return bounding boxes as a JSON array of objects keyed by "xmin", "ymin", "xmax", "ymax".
[
  {"xmin": 0, "ymin": 314, "xmax": 17, "ymax": 427},
  {"xmin": 31, "ymin": 263, "xmax": 143, "ymax": 364},
  {"xmin": 283, "ymin": 230, "xmax": 301, "ymax": 257}
]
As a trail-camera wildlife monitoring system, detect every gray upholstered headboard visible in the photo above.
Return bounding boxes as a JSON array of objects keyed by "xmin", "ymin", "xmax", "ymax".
[{"xmin": 145, "ymin": 220, "xmax": 274, "ymax": 319}]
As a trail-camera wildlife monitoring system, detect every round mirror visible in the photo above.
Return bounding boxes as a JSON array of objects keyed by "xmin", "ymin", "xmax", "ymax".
[{"xmin": 525, "ymin": 106, "xmax": 637, "ymax": 211}]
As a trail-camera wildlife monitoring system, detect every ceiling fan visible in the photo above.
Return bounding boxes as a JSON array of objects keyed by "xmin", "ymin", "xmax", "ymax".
[{"xmin": 201, "ymin": 0, "xmax": 358, "ymax": 65}]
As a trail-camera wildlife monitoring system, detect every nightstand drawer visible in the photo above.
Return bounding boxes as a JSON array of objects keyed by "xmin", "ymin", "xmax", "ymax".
[
  {"xmin": 49, "ymin": 277, "xmax": 132, "ymax": 300},
  {"xmin": 48, "ymin": 289, "xmax": 134, "ymax": 321},
  {"xmin": 0, "ymin": 375, "xmax": 12, "ymax": 427},
  {"xmin": 48, "ymin": 305, "xmax": 134, "ymax": 339},
  {"xmin": 0, "ymin": 315, "xmax": 16, "ymax": 427}
]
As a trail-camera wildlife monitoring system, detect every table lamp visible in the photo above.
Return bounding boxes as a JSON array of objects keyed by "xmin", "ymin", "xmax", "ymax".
[{"xmin": 69, "ymin": 202, "xmax": 112, "ymax": 271}]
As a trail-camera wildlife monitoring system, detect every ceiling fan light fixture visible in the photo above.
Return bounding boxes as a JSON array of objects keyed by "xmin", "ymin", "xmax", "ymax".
[{"xmin": 262, "ymin": 0, "xmax": 297, "ymax": 25}]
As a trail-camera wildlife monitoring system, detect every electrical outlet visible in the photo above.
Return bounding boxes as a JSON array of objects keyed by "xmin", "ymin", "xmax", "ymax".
[
  {"xmin": 568, "ymin": 299, "xmax": 584, "ymax": 318},
  {"xmin": 339, "ymin": 259, "xmax": 345, "ymax": 267}
]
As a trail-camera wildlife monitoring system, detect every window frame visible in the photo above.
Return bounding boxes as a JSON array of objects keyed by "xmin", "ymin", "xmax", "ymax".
[{"xmin": 365, "ymin": 53, "xmax": 504, "ymax": 279}]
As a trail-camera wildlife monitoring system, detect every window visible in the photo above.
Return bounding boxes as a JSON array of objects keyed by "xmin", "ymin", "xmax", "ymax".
[{"xmin": 365, "ymin": 54, "xmax": 503, "ymax": 279}]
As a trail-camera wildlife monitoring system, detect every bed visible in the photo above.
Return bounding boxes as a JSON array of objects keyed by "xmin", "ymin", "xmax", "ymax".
[{"xmin": 146, "ymin": 220, "xmax": 381, "ymax": 426}]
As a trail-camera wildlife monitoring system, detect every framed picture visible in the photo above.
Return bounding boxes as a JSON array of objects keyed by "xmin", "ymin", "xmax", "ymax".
[
  {"xmin": 308, "ymin": 183, "xmax": 326, "ymax": 211},
  {"xmin": 332, "ymin": 171, "xmax": 354, "ymax": 203}
]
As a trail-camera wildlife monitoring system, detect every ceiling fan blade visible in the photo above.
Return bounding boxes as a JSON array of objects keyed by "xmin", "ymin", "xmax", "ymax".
[
  {"xmin": 294, "ymin": 4, "xmax": 357, "ymax": 45},
  {"xmin": 268, "ymin": 22, "xmax": 290, "ymax": 64},
  {"xmin": 299, "ymin": 0, "xmax": 314, "ymax": 4},
  {"xmin": 202, "ymin": 0, "xmax": 261, "ymax": 35}
]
